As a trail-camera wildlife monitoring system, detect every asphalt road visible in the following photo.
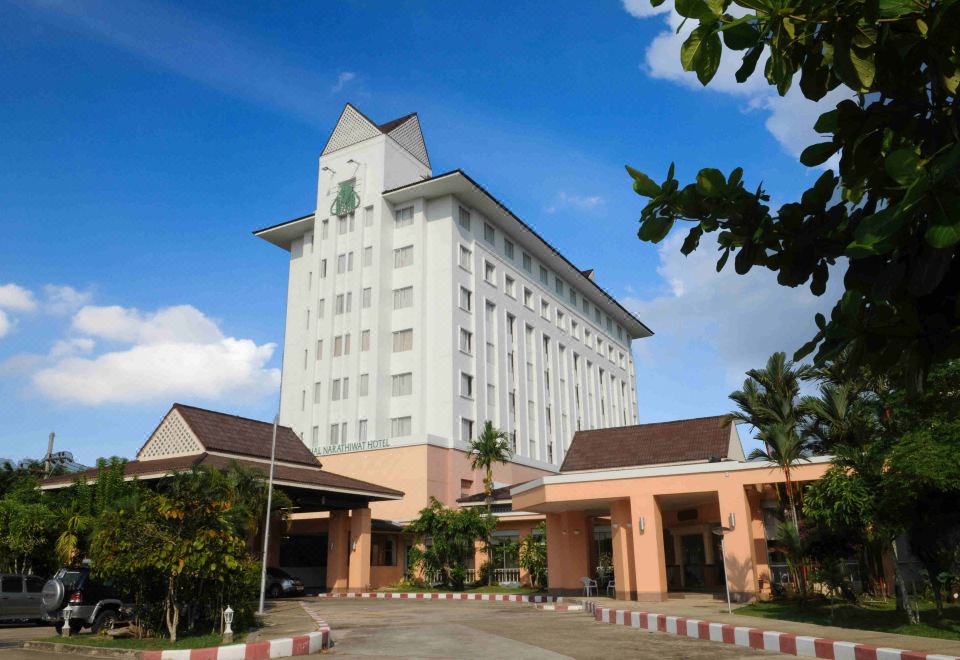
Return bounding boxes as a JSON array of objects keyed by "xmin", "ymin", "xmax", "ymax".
[
  {"xmin": 316, "ymin": 598, "xmax": 788, "ymax": 659},
  {"xmin": 0, "ymin": 623, "xmax": 98, "ymax": 660}
]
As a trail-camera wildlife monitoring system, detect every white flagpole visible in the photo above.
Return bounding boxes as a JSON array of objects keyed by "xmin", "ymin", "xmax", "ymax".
[{"xmin": 257, "ymin": 414, "xmax": 279, "ymax": 615}]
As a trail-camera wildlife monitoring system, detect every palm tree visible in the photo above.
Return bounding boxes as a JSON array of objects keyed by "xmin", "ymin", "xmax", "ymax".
[
  {"xmin": 467, "ymin": 422, "xmax": 511, "ymax": 585},
  {"xmin": 730, "ymin": 352, "xmax": 814, "ymax": 527}
]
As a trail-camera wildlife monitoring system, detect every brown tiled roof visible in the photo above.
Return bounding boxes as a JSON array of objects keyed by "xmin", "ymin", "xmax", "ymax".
[
  {"xmin": 378, "ymin": 112, "xmax": 417, "ymax": 133},
  {"xmin": 559, "ymin": 416, "xmax": 734, "ymax": 473},
  {"xmin": 457, "ymin": 486, "xmax": 513, "ymax": 504},
  {"xmin": 172, "ymin": 403, "xmax": 320, "ymax": 468},
  {"xmin": 41, "ymin": 452, "xmax": 403, "ymax": 499}
]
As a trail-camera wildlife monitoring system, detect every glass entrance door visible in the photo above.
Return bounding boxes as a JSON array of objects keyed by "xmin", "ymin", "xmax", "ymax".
[{"xmin": 681, "ymin": 534, "xmax": 706, "ymax": 589}]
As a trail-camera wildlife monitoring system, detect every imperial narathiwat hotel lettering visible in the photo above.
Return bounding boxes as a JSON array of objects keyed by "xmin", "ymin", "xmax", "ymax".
[{"xmin": 247, "ymin": 103, "xmax": 832, "ymax": 603}]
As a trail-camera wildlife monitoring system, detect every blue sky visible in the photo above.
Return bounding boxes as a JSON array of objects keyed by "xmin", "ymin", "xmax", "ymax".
[{"xmin": 0, "ymin": 0, "xmax": 841, "ymax": 465}]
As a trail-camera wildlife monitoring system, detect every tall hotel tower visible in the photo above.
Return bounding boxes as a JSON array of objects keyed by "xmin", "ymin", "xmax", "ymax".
[{"xmin": 256, "ymin": 104, "xmax": 652, "ymax": 519}]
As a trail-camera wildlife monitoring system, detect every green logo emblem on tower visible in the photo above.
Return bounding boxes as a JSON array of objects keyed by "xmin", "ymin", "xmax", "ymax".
[{"xmin": 331, "ymin": 180, "xmax": 360, "ymax": 216}]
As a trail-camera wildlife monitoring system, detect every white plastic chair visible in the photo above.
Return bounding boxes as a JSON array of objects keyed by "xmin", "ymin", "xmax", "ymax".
[
  {"xmin": 581, "ymin": 576, "xmax": 598, "ymax": 597},
  {"xmin": 607, "ymin": 579, "xmax": 616, "ymax": 596}
]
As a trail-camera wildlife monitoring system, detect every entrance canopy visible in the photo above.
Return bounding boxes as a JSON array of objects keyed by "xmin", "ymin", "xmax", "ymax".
[{"xmin": 40, "ymin": 403, "xmax": 403, "ymax": 512}]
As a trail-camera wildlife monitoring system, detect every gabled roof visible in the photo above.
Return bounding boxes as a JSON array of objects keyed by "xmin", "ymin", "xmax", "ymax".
[
  {"xmin": 456, "ymin": 486, "xmax": 513, "ymax": 504},
  {"xmin": 321, "ymin": 103, "xmax": 430, "ymax": 168},
  {"xmin": 559, "ymin": 416, "xmax": 739, "ymax": 473}
]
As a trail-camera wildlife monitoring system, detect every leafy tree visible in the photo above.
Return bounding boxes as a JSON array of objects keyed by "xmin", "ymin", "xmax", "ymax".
[
  {"xmin": 407, "ymin": 497, "xmax": 496, "ymax": 591},
  {"xmin": 0, "ymin": 476, "xmax": 58, "ymax": 575},
  {"xmin": 518, "ymin": 522, "xmax": 548, "ymax": 590},
  {"xmin": 627, "ymin": 0, "xmax": 960, "ymax": 388},
  {"xmin": 730, "ymin": 352, "xmax": 813, "ymax": 525},
  {"xmin": 467, "ymin": 421, "xmax": 512, "ymax": 585}
]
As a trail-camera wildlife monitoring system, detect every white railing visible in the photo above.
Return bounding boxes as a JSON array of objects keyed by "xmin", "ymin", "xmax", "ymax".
[
  {"xmin": 495, "ymin": 568, "xmax": 521, "ymax": 584},
  {"xmin": 465, "ymin": 569, "xmax": 477, "ymax": 583}
]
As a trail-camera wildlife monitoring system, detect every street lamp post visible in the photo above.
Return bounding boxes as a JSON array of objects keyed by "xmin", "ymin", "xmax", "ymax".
[
  {"xmin": 711, "ymin": 526, "xmax": 734, "ymax": 614},
  {"xmin": 257, "ymin": 414, "xmax": 279, "ymax": 615}
]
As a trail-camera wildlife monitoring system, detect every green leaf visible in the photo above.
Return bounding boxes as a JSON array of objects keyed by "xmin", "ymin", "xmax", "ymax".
[
  {"xmin": 682, "ymin": 26, "xmax": 723, "ymax": 85},
  {"xmin": 800, "ymin": 142, "xmax": 840, "ymax": 167},
  {"xmin": 650, "ymin": 0, "xmax": 667, "ymax": 6},
  {"xmin": 625, "ymin": 165, "xmax": 662, "ymax": 197},
  {"xmin": 736, "ymin": 46, "xmax": 763, "ymax": 83},
  {"xmin": 878, "ymin": 0, "xmax": 918, "ymax": 18},
  {"xmin": 925, "ymin": 209, "xmax": 960, "ymax": 248},
  {"xmin": 884, "ymin": 149, "xmax": 921, "ymax": 186},
  {"xmin": 847, "ymin": 207, "xmax": 904, "ymax": 256},
  {"xmin": 695, "ymin": 168, "xmax": 727, "ymax": 197},
  {"xmin": 721, "ymin": 19, "xmax": 760, "ymax": 50},
  {"xmin": 813, "ymin": 109, "xmax": 838, "ymax": 134},
  {"xmin": 638, "ymin": 217, "xmax": 675, "ymax": 243},
  {"xmin": 716, "ymin": 248, "xmax": 730, "ymax": 272},
  {"xmin": 676, "ymin": 0, "xmax": 714, "ymax": 19}
]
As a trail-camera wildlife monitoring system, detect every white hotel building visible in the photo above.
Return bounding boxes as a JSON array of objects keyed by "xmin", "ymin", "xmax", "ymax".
[{"xmin": 256, "ymin": 104, "xmax": 652, "ymax": 520}]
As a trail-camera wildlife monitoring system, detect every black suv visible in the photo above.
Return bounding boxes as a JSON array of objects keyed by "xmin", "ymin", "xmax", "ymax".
[{"xmin": 40, "ymin": 567, "xmax": 129, "ymax": 634}]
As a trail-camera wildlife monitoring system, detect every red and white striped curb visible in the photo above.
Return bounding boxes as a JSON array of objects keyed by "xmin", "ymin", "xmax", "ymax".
[
  {"xmin": 536, "ymin": 603, "xmax": 584, "ymax": 612},
  {"xmin": 139, "ymin": 601, "xmax": 332, "ymax": 659},
  {"xmin": 316, "ymin": 591, "xmax": 559, "ymax": 603},
  {"xmin": 587, "ymin": 603, "xmax": 959, "ymax": 660}
]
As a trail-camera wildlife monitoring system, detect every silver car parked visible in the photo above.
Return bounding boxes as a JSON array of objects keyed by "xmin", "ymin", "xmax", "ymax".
[{"xmin": 0, "ymin": 574, "xmax": 46, "ymax": 624}]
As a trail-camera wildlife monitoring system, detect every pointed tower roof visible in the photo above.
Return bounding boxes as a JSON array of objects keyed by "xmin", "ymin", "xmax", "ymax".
[{"xmin": 320, "ymin": 103, "xmax": 430, "ymax": 168}]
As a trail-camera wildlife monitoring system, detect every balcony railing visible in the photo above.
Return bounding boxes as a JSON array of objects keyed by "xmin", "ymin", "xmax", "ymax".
[{"xmin": 495, "ymin": 568, "xmax": 521, "ymax": 584}]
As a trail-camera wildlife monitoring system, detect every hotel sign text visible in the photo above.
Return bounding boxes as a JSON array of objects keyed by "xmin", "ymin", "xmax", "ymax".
[{"xmin": 320, "ymin": 439, "xmax": 390, "ymax": 456}]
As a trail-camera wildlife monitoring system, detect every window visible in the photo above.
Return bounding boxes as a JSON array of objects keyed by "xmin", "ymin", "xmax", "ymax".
[
  {"xmin": 331, "ymin": 379, "xmax": 342, "ymax": 400},
  {"xmin": 301, "ymin": 389, "xmax": 305, "ymax": 410},
  {"xmin": 555, "ymin": 278, "xmax": 564, "ymax": 296},
  {"xmin": 320, "ymin": 259, "xmax": 327, "ymax": 278},
  {"xmin": 459, "ymin": 328, "xmax": 473, "ymax": 354},
  {"xmin": 557, "ymin": 310, "xmax": 566, "ymax": 332},
  {"xmin": 458, "ymin": 206, "xmax": 471, "ymax": 230},
  {"xmin": 371, "ymin": 536, "xmax": 396, "ymax": 567},
  {"xmin": 392, "ymin": 328, "xmax": 413, "ymax": 352},
  {"xmin": 358, "ymin": 419, "xmax": 368, "ymax": 442},
  {"xmin": 595, "ymin": 308, "xmax": 602, "ymax": 324},
  {"xmin": 342, "ymin": 377, "xmax": 350, "ymax": 398},
  {"xmin": 504, "ymin": 275, "xmax": 515, "ymax": 297},
  {"xmin": 459, "ymin": 286, "xmax": 473, "ymax": 312},
  {"xmin": 337, "ymin": 213, "xmax": 355, "ymax": 235},
  {"xmin": 395, "ymin": 205, "xmax": 414, "ymax": 227},
  {"xmin": 393, "ymin": 286, "xmax": 413, "ymax": 309},
  {"xmin": 539, "ymin": 265, "xmax": 548, "ymax": 285},
  {"xmin": 570, "ymin": 290, "xmax": 577, "ymax": 306},
  {"xmin": 458, "ymin": 245, "xmax": 472, "ymax": 271},
  {"xmin": 504, "ymin": 239, "xmax": 514, "ymax": 259},
  {"xmin": 321, "ymin": 219, "xmax": 329, "ymax": 239},
  {"xmin": 486, "ymin": 342, "xmax": 495, "ymax": 367},
  {"xmin": 361, "ymin": 329, "xmax": 370, "ymax": 351},
  {"xmin": 540, "ymin": 299, "xmax": 550, "ymax": 319},
  {"xmin": 359, "ymin": 373, "xmax": 369, "ymax": 396},
  {"xmin": 484, "ymin": 222, "xmax": 495, "ymax": 243},
  {"xmin": 461, "ymin": 417, "xmax": 474, "ymax": 442},
  {"xmin": 337, "ymin": 253, "xmax": 347, "ymax": 274},
  {"xmin": 394, "ymin": 245, "xmax": 413, "ymax": 268},
  {"xmin": 305, "ymin": 308, "xmax": 310, "ymax": 329},
  {"xmin": 523, "ymin": 288, "xmax": 533, "ymax": 308},
  {"xmin": 363, "ymin": 205, "xmax": 374, "ymax": 227},
  {"xmin": 571, "ymin": 320, "xmax": 579, "ymax": 340},
  {"xmin": 308, "ymin": 271, "xmax": 313, "ymax": 291},
  {"xmin": 313, "ymin": 382, "xmax": 322, "ymax": 404},
  {"xmin": 522, "ymin": 252, "xmax": 532, "ymax": 271},
  {"xmin": 333, "ymin": 333, "xmax": 351, "ymax": 355},
  {"xmin": 318, "ymin": 299, "xmax": 325, "ymax": 319},
  {"xmin": 484, "ymin": 260, "xmax": 496, "ymax": 284},
  {"xmin": 461, "ymin": 373, "xmax": 474, "ymax": 398},
  {"xmin": 311, "ymin": 425, "xmax": 319, "ymax": 447},
  {"xmin": 582, "ymin": 298, "xmax": 589, "ymax": 315},
  {"xmin": 316, "ymin": 339, "xmax": 323, "ymax": 358},
  {"xmin": 391, "ymin": 416, "xmax": 412, "ymax": 437},
  {"xmin": 336, "ymin": 294, "xmax": 345, "ymax": 315},
  {"xmin": 487, "ymin": 383, "xmax": 496, "ymax": 406},
  {"xmin": 363, "ymin": 246, "xmax": 373, "ymax": 267},
  {"xmin": 362, "ymin": 287, "xmax": 372, "ymax": 309},
  {"xmin": 330, "ymin": 424, "xmax": 340, "ymax": 445},
  {"xmin": 392, "ymin": 372, "xmax": 413, "ymax": 396}
]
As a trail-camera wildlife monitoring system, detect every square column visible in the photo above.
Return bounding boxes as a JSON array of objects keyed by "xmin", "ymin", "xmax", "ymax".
[
  {"xmin": 629, "ymin": 493, "xmax": 668, "ymax": 601},
  {"xmin": 609, "ymin": 499, "xmax": 636, "ymax": 600},
  {"xmin": 327, "ymin": 510, "xmax": 350, "ymax": 591},
  {"xmin": 718, "ymin": 485, "xmax": 758, "ymax": 602},
  {"xmin": 545, "ymin": 511, "xmax": 592, "ymax": 596},
  {"xmin": 348, "ymin": 506, "xmax": 372, "ymax": 592}
]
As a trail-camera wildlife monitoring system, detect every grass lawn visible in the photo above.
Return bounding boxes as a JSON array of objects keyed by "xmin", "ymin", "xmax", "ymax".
[
  {"xmin": 40, "ymin": 631, "xmax": 247, "ymax": 651},
  {"xmin": 737, "ymin": 599, "xmax": 960, "ymax": 641}
]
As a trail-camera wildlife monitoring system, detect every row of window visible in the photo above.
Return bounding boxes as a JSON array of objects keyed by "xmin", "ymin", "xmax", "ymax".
[
  {"xmin": 455, "ymin": 204, "xmax": 629, "ymax": 345},
  {"xmin": 312, "ymin": 415, "xmax": 413, "ymax": 447}
]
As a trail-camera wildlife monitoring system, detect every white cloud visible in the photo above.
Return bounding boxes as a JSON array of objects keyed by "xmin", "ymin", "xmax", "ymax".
[
  {"xmin": 624, "ymin": 231, "xmax": 843, "ymax": 386},
  {"xmin": 546, "ymin": 191, "xmax": 605, "ymax": 214},
  {"xmin": 622, "ymin": 0, "xmax": 671, "ymax": 18},
  {"xmin": 0, "ymin": 284, "xmax": 37, "ymax": 312},
  {"xmin": 44, "ymin": 285, "xmax": 93, "ymax": 315},
  {"xmin": 31, "ymin": 303, "xmax": 279, "ymax": 405},
  {"xmin": 0, "ymin": 311, "xmax": 11, "ymax": 339},
  {"xmin": 632, "ymin": 5, "xmax": 852, "ymax": 159},
  {"xmin": 331, "ymin": 71, "xmax": 356, "ymax": 93}
]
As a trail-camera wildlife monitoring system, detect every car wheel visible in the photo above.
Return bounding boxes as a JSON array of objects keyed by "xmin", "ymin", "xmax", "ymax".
[
  {"xmin": 54, "ymin": 622, "xmax": 64, "ymax": 635},
  {"xmin": 268, "ymin": 584, "xmax": 282, "ymax": 598},
  {"xmin": 91, "ymin": 610, "xmax": 118, "ymax": 634},
  {"xmin": 69, "ymin": 620, "xmax": 84, "ymax": 634}
]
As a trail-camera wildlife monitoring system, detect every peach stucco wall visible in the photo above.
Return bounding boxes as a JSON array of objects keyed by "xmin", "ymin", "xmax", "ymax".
[
  {"xmin": 320, "ymin": 444, "xmax": 550, "ymax": 520},
  {"xmin": 515, "ymin": 460, "xmax": 829, "ymax": 602}
]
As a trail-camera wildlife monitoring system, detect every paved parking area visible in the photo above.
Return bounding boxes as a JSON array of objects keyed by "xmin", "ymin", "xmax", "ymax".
[
  {"xmin": 315, "ymin": 598, "xmax": 787, "ymax": 658},
  {"xmin": 0, "ymin": 624, "xmax": 72, "ymax": 660}
]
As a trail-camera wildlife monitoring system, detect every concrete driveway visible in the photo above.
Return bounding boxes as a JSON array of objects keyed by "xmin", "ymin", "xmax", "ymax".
[
  {"xmin": 316, "ymin": 598, "xmax": 787, "ymax": 659},
  {"xmin": 0, "ymin": 623, "xmax": 71, "ymax": 660}
]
